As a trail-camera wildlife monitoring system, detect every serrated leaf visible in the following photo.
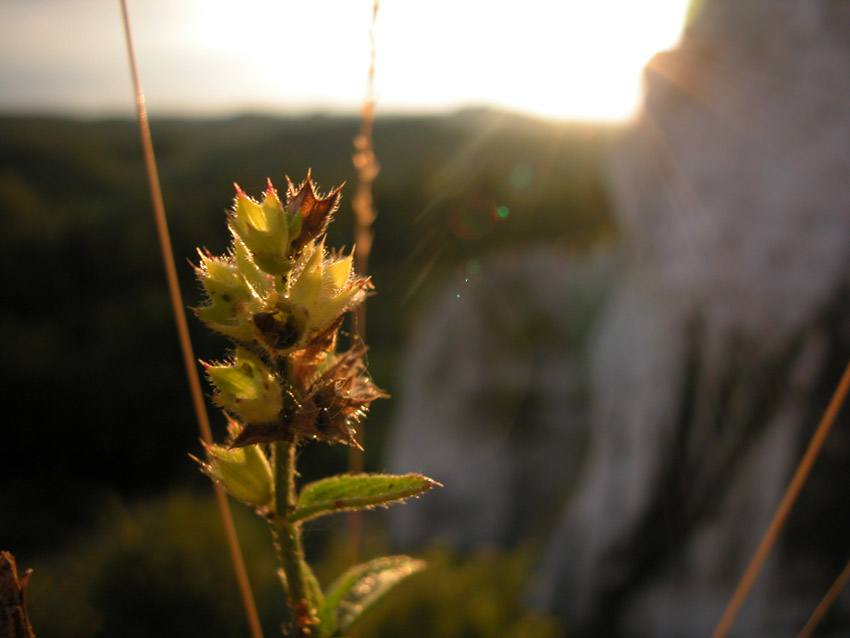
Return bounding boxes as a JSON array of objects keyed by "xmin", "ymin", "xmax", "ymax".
[
  {"xmin": 320, "ymin": 555, "xmax": 425, "ymax": 634},
  {"xmin": 290, "ymin": 473, "xmax": 440, "ymax": 524}
]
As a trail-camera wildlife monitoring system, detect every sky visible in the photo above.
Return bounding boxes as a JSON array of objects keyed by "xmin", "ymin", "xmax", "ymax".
[{"xmin": 0, "ymin": 0, "xmax": 690, "ymax": 122}]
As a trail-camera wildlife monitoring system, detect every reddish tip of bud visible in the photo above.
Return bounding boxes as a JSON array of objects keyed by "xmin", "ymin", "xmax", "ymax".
[
  {"xmin": 234, "ymin": 182, "xmax": 244, "ymax": 196},
  {"xmin": 266, "ymin": 177, "xmax": 276, "ymax": 194}
]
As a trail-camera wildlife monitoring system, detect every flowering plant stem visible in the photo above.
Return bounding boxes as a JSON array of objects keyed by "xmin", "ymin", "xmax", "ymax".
[
  {"xmin": 193, "ymin": 173, "xmax": 439, "ymax": 636},
  {"xmin": 272, "ymin": 441, "xmax": 313, "ymax": 615}
]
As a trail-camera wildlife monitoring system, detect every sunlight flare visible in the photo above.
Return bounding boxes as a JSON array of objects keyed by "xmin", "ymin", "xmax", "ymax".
[{"xmin": 2, "ymin": 0, "xmax": 690, "ymax": 120}]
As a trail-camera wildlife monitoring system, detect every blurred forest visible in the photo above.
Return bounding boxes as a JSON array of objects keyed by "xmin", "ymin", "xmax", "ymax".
[{"xmin": 0, "ymin": 111, "xmax": 614, "ymax": 635}]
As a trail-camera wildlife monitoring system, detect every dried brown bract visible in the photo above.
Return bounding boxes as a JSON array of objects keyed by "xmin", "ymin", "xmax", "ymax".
[{"xmin": 286, "ymin": 169, "xmax": 343, "ymax": 253}]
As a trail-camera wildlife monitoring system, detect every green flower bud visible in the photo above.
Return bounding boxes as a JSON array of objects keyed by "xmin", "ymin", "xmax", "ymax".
[
  {"xmin": 247, "ymin": 242, "xmax": 368, "ymax": 355},
  {"xmin": 232, "ymin": 236, "xmax": 273, "ymax": 298},
  {"xmin": 230, "ymin": 181, "xmax": 298, "ymax": 275},
  {"xmin": 286, "ymin": 242, "xmax": 369, "ymax": 343},
  {"xmin": 201, "ymin": 439, "xmax": 273, "ymax": 508},
  {"xmin": 194, "ymin": 250, "xmax": 258, "ymax": 342},
  {"xmin": 205, "ymin": 348, "xmax": 283, "ymax": 424}
]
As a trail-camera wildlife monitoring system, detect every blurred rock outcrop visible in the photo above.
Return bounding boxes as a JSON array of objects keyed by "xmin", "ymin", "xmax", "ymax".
[
  {"xmin": 388, "ymin": 1, "xmax": 850, "ymax": 635},
  {"xmin": 388, "ymin": 247, "xmax": 613, "ymax": 548}
]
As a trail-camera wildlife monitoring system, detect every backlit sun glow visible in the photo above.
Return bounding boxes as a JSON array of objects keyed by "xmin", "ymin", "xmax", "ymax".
[
  {"xmin": 1, "ymin": 0, "xmax": 691, "ymax": 121},
  {"xmin": 375, "ymin": 0, "xmax": 692, "ymax": 121}
]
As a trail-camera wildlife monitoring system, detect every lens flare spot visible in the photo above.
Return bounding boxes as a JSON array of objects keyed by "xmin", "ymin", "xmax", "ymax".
[{"xmin": 496, "ymin": 205, "xmax": 510, "ymax": 219}]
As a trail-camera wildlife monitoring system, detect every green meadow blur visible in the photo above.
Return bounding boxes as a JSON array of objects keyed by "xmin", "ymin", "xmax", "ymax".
[{"xmin": 1, "ymin": 111, "xmax": 613, "ymax": 636}]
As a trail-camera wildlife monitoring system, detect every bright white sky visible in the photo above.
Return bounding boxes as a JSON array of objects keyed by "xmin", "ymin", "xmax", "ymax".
[{"xmin": 0, "ymin": 0, "xmax": 690, "ymax": 121}]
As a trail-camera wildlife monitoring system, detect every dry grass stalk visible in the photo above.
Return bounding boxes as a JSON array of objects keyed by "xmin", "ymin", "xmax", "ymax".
[
  {"xmin": 713, "ymin": 355, "xmax": 850, "ymax": 638},
  {"xmin": 798, "ymin": 554, "xmax": 850, "ymax": 638},
  {"xmin": 118, "ymin": 2, "xmax": 263, "ymax": 636},
  {"xmin": 348, "ymin": 0, "xmax": 381, "ymax": 566}
]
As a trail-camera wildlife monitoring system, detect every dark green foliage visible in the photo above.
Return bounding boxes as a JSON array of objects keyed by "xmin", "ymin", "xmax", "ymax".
[
  {"xmin": 22, "ymin": 489, "xmax": 562, "ymax": 638},
  {"xmin": 353, "ymin": 544, "xmax": 565, "ymax": 638},
  {"xmin": 25, "ymin": 490, "xmax": 285, "ymax": 638}
]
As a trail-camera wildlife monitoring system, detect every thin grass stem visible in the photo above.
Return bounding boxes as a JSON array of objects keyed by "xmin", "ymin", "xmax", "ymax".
[
  {"xmin": 119, "ymin": 2, "xmax": 263, "ymax": 636},
  {"xmin": 712, "ymin": 355, "xmax": 850, "ymax": 638},
  {"xmin": 797, "ymin": 553, "xmax": 850, "ymax": 638}
]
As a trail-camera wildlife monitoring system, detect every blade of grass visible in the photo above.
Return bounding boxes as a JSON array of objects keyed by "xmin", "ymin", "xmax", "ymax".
[
  {"xmin": 797, "ymin": 553, "xmax": 850, "ymax": 638},
  {"xmin": 712, "ymin": 355, "xmax": 850, "ymax": 638},
  {"xmin": 119, "ymin": 2, "xmax": 263, "ymax": 636}
]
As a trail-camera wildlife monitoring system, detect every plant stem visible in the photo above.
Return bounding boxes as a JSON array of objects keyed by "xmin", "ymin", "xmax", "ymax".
[{"xmin": 272, "ymin": 440, "xmax": 312, "ymax": 613}]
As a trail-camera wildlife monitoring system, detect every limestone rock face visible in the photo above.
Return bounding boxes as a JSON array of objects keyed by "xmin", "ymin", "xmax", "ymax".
[
  {"xmin": 388, "ymin": 1, "xmax": 850, "ymax": 635},
  {"xmin": 532, "ymin": 2, "xmax": 850, "ymax": 635},
  {"xmin": 387, "ymin": 248, "xmax": 613, "ymax": 549}
]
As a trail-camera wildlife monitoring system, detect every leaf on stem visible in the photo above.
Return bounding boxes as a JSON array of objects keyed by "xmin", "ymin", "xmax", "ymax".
[
  {"xmin": 319, "ymin": 555, "xmax": 425, "ymax": 634},
  {"xmin": 290, "ymin": 473, "xmax": 441, "ymax": 523}
]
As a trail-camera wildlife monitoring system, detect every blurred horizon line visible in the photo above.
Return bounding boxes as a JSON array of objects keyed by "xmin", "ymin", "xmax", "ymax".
[{"xmin": 0, "ymin": 102, "xmax": 630, "ymax": 126}]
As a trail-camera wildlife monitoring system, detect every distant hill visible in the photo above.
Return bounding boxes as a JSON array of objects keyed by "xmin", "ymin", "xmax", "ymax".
[{"xmin": 0, "ymin": 111, "xmax": 615, "ymax": 550}]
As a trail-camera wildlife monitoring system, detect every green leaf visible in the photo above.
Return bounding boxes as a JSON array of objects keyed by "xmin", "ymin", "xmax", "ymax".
[
  {"xmin": 290, "ymin": 473, "xmax": 441, "ymax": 524},
  {"xmin": 320, "ymin": 556, "xmax": 426, "ymax": 634}
]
